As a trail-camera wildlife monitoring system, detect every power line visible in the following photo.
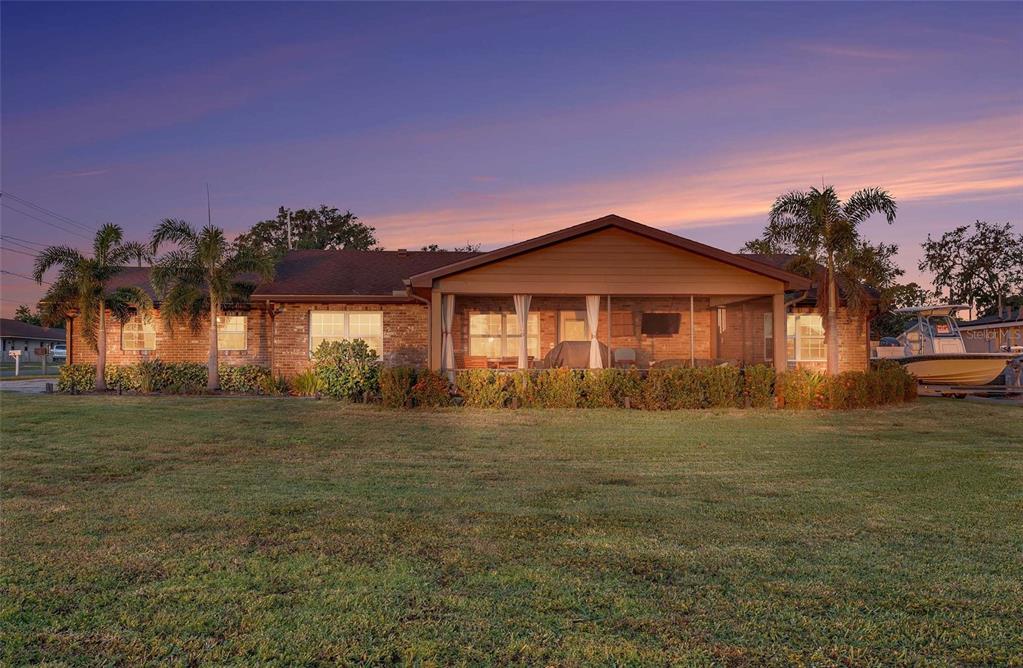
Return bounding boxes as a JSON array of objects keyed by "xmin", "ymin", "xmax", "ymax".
[
  {"xmin": 1, "ymin": 235, "xmax": 49, "ymax": 249},
  {"xmin": 1, "ymin": 246, "xmax": 39, "ymax": 259},
  {"xmin": 0, "ymin": 238, "xmax": 45, "ymax": 254},
  {"xmin": 1, "ymin": 202, "xmax": 93, "ymax": 241},
  {"xmin": 0, "ymin": 269, "xmax": 50, "ymax": 285},
  {"xmin": 0, "ymin": 191, "xmax": 95, "ymax": 232}
]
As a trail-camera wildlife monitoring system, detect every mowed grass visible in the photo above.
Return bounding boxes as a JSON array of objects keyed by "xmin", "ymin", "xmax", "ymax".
[{"xmin": 1, "ymin": 395, "xmax": 1020, "ymax": 666}]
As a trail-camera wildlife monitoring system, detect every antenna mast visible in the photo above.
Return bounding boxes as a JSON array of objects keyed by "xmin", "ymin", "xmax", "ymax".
[{"xmin": 206, "ymin": 183, "xmax": 212, "ymax": 226}]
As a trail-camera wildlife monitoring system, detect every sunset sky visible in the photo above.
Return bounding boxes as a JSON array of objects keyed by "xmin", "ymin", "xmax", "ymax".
[{"xmin": 2, "ymin": 2, "xmax": 1021, "ymax": 316}]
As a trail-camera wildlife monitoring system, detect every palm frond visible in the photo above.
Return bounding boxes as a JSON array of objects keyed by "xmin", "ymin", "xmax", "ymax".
[
  {"xmin": 32, "ymin": 246, "xmax": 85, "ymax": 283},
  {"xmin": 110, "ymin": 241, "xmax": 154, "ymax": 268},
  {"xmin": 151, "ymin": 218, "xmax": 199, "ymax": 254},
  {"xmin": 93, "ymin": 223, "xmax": 125, "ymax": 262},
  {"xmin": 843, "ymin": 187, "xmax": 897, "ymax": 225},
  {"xmin": 105, "ymin": 286, "xmax": 154, "ymax": 324}
]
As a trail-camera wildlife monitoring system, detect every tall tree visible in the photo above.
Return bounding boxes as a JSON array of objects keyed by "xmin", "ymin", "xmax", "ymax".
[
  {"xmin": 743, "ymin": 186, "xmax": 897, "ymax": 373},
  {"xmin": 151, "ymin": 220, "xmax": 274, "ymax": 391},
  {"xmin": 871, "ymin": 281, "xmax": 933, "ymax": 339},
  {"xmin": 13, "ymin": 304, "xmax": 42, "ymax": 326},
  {"xmin": 234, "ymin": 206, "xmax": 377, "ymax": 258},
  {"xmin": 33, "ymin": 224, "xmax": 153, "ymax": 391},
  {"xmin": 919, "ymin": 221, "xmax": 1023, "ymax": 317}
]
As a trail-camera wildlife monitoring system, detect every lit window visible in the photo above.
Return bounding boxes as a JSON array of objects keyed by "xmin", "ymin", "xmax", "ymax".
[
  {"xmin": 559, "ymin": 310, "xmax": 589, "ymax": 342},
  {"xmin": 217, "ymin": 315, "xmax": 247, "ymax": 351},
  {"xmin": 309, "ymin": 311, "xmax": 383, "ymax": 357},
  {"xmin": 122, "ymin": 316, "xmax": 156, "ymax": 351},
  {"xmin": 469, "ymin": 312, "xmax": 539, "ymax": 358},
  {"xmin": 786, "ymin": 314, "xmax": 825, "ymax": 362}
]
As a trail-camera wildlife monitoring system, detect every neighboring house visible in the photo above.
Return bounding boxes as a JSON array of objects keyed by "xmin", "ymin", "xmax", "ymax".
[
  {"xmin": 958, "ymin": 307, "xmax": 1023, "ymax": 353},
  {"xmin": 0, "ymin": 319, "xmax": 66, "ymax": 362},
  {"xmin": 63, "ymin": 214, "xmax": 880, "ymax": 374}
]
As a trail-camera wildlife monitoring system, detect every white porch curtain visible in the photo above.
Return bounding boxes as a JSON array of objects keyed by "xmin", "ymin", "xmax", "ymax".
[
  {"xmin": 585, "ymin": 294, "xmax": 602, "ymax": 369},
  {"xmin": 513, "ymin": 294, "xmax": 531, "ymax": 369},
  {"xmin": 441, "ymin": 294, "xmax": 455, "ymax": 375}
]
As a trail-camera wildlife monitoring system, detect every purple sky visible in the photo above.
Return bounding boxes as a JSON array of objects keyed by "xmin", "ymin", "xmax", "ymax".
[{"xmin": 2, "ymin": 2, "xmax": 1021, "ymax": 316}]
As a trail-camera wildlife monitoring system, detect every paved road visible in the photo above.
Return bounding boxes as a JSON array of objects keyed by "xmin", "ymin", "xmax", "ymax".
[{"xmin": 0, "ymin": 379, "xmax": 54, "ymax": 394}]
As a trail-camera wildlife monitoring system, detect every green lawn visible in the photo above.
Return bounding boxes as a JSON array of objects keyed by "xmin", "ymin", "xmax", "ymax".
[{"xmin": 1, "ymin": 395, "xmax": 1020, "ymax": 666}]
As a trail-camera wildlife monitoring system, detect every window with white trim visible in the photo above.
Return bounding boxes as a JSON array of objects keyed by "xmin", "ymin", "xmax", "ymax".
[
  {"xmin": 763, "ymin": 312, "xmax": 773, "ymax": 361},
  {"xmin": 787, "ymin": 313, "xmax": 825, "ymax": 362},
  {"xmin": 122, "ymin": 316, "xmax": 156, "ymax": 351},
  {"xmin": 309, "ymin": 311, "xmax": 383, "ymax": 357},
  {"xmin": 469, "ymin": 312, "xmax": 539, "ymax": 358},
  {"xmin": 217, "ymin": 315, "xmax": 247, "ymax": 351}
]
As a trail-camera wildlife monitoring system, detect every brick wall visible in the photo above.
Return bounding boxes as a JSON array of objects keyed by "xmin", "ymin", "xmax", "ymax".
[
  {"xmin": 788, "ymin": 306, "xmax": 870, "ymax": 373},
  {"xmin": 269, "ymin": 302, "xmax": 429, "ymax": 377},
  {"xmin": 68, "ymin": 308, "xmax": 269, "ymax": 367}
]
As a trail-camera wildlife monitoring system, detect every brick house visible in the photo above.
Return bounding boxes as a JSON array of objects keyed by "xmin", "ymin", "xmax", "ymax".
[{"xmin": 65, "ymin": 215, "xmax": 878, "ymax": 375}]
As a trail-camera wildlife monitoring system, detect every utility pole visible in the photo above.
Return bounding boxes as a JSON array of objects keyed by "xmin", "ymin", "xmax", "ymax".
[{"xmin": 287, "ymin": 211, "xmax": 293, "ymax": 250}]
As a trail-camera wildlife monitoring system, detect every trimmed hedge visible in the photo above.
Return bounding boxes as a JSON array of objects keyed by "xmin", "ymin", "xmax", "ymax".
[
  {"xmin": 58, "ymin": 359, "xmax": 917, "ymax": 410},
  {"xmin": 57, "ymin": 362, "xmax": 278, "ymax": 395}
]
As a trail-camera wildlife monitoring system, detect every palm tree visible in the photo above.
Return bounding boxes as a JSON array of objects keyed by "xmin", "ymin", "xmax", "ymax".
[
  {"xmin": 150, "ymin": 219, "xmax": 274, "ymax": 391},
  {"xmin": 751, "ymin": 186, "xmax": 897, "ymax": 373},
  {"xmin": 33, "ymin": 224, "xmax": 153, "ymax": 391}
]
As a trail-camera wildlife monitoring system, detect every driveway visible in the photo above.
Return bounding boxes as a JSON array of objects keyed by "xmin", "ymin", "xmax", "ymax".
[{"xmin": 0, "ymin": 379, "xmax": 54, "ymax": 394}]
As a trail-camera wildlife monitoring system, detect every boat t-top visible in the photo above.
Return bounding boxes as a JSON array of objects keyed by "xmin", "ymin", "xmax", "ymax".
[{"xmin": 874, "ymin": 304, "xmax": 1017, "ymax": 386}]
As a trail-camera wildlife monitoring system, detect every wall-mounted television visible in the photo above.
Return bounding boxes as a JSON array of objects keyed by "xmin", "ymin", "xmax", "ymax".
[{"xmin": 641, "ymin": 312, "xmax": 680, "ymax": 336}]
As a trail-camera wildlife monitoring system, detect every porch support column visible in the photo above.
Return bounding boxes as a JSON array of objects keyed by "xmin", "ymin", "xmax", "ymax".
[
  {"xmin": 772, "ymin": 292, "xmax": 786, "ymax": 373},
  {"xmin": 441, "ymin": 294, "xmax": 456, "ymax": 377},
  {"xmin": 430, "ymin": 289, "xmax": 443, "ymax": 371},
  {"xmin": 689, "ymin": 295, "xmax": 695, "ymax": 365},
  {"xmin": 513, "ymin": 294, "xmax": 531, "ymax": 369}
]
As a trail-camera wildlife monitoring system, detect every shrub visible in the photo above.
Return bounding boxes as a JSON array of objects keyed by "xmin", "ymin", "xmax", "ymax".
[
  {"xmin": 580, "ymin": 369, "xmax": 643, "ymax": 408},
  {"xmin": 380, "ymin": 366, "xmax": 417, "ymax": 408},
  {"xmin": 640, "ymin": 368, "xmax": 705, "ymax": 410},
  {"xmin": 411, "ymin": 370, "xmax": 451, "ymax": 407},
  {"xmin": 456, "ymin": 369, "xmax": 508, "ymax": 408},
  {"xmin": 57, "ymin": 364, "xmax": 95, "ymax": 393},
  {"xmin": 312, "ymin": 339, "xmax": 381, "ymax": 401},
  {"xmin": 220, "ymin": 365, "xmax": 272, "ymax": 394},
  {"xmin": 260, "ymin": 374, "xmax": 290, "ymax": 396},
  {"xmin": 137, "ymin": 359, "xmax": 166, "ymax": 394},
  {"xmin": 163, "ymin": 363, "xmax": 207, "ymax": 393},
  {"xmin": 777, "ymin": 367, "xmax": 827, "ymax": 410},
  {"xmin": 291, "ymin": 370, "xmax": 323, "ymax": 397},
  {"xmin": 703, "ymin": 366, "xmax": 741, "ymax": 409},
  {"xmin": 107, "ymin": 365, "xmax": 141, "ymax": 392},
  {"xmin": 743, "ymin": 364, "xmax": 775, "ymax": 408},
  {"xmin": 532, "ymin": 368, "xmax": 581, "ymax": 408},
  {"xmin": 508, "ymin": 370, "xmax": 537, "ymax": 407}
]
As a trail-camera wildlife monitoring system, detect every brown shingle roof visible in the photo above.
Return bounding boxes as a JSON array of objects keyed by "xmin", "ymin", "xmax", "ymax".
[
  {"xmin": 738, "ymin": 253, "xmax": 881, "ymax": 305},
  {"xmin": 251, "ymin": 249, "xmax": 481, "ymax": 299},
  {"xmin": 0, "ymin": 318, "xmax": 65, "ymax": 341}
]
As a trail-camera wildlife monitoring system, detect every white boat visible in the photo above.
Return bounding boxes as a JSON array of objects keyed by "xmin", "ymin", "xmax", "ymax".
[{"xmin": 874, "ymin": 305, "xmax": 1016, "ymax": 385}]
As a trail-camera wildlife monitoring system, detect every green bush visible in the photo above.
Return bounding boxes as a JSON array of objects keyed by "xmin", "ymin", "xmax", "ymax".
[
  {"xmin": 380, "ymin": 366, "xmax": 417, "ymax": 408},
  {"xmin": 57, "ymin": 364, "xmax": 95, "ymax": 393},
  {"xmin": 580, "ymin": 369, "xmax": 643, "ymax": 408},
  {"xmin": 743, "ymin": 364, "xmax": 775, "ymax": 408},
  {"xmin": 456, "ymin": 369, "xmax": 508, "ymax": 408},
  {"xmin": 312, "ymin": 339, "xmax": 381, "ymax": 401},
  {"xmin": 703, "ymin": 366, "xmax": 742, "ymax": 409},
  {"xmin": 411, "ymin": 370, "xmax": 451, "ymax": 407},
  {"xmin": 220, "ymin": 365, "xmax": 272, "ymax": 394},
  {"xmin": 290, "ymin": 370, "xmax": 323, "ymax": 397},
  {"xmin": 640, "ymin": 368, "xmax": 706, "ymax": 410},
  {"xmin": 777, "ymin": 367, "xmax": 827, "ymax": 410},
  {"xmin": 533, "ymin": 368, "xmax": 581, "ymax": 408},
  {"xmin": 107, "ymin": 365, "xmax": 141, "ymax": 392}
]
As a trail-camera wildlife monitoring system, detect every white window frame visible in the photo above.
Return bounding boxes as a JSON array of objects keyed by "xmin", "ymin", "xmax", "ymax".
[
  {"xmin": 469, "ymin": 312, "xmax": 539, "ymax": 359},
  {"xmin": 787, "ymin": 313, "xmax": 826, "ymax": 363},
  {"xmin": 308, "ymin": 311, "xmax": 383, "ymax": 358},
  {"xmin": 763, "ymin": 312, "xmax": 773, "ymax": 361},
  {"xmin": 217, "ymin": 315, "xmax": 247, "ymax": 351},
  {"xmin": 122, "ymin": 315, "xmax": 156, "ymax": 351}
]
